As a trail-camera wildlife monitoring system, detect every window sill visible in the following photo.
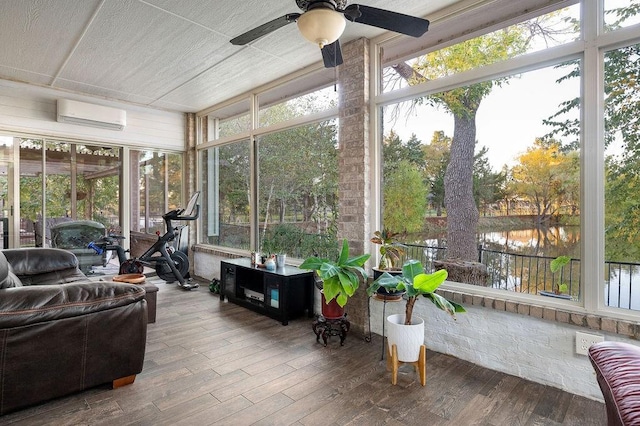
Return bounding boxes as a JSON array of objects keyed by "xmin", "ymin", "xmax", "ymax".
[{"xmin": 439, "ymin": 288, "xmax": 640, "ymax": 339}]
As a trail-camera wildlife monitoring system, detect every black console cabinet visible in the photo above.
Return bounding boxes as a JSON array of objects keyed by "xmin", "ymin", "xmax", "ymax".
[{"xmin": 220, "ymin": 258, "xmax": 314, "ymax": 325}]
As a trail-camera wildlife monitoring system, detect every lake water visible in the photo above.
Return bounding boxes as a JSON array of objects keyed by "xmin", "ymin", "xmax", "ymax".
[{"xmin": 413, "ymin": 226, "xmax": 640, "ymax": 311}]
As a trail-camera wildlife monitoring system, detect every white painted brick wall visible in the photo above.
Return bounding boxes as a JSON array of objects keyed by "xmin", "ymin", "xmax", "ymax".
[{"xmin": 367, "ymin": 299, "xmax": 635, "ymax": 402}]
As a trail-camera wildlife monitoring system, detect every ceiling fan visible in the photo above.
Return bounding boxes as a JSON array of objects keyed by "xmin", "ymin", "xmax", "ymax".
[{"xmin": 230, "ymin": 0, "xmax": 430, "ymax": 68}]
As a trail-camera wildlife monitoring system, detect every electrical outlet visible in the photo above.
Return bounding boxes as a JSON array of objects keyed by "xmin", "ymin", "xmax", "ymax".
[{"xmin": 575, "ymin": 331, "xmax": 604, "ymax": 355}]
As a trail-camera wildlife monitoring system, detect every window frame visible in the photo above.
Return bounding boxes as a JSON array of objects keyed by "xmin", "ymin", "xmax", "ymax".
[{"xmin": 372, "ymin": 0, "xmax": 640, "ymax": 320}]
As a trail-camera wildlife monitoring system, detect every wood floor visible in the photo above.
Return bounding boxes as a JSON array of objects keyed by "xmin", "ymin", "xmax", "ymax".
[{"xmin": 1, "ymin": 277, "xmax": 606, "ymax": 425}]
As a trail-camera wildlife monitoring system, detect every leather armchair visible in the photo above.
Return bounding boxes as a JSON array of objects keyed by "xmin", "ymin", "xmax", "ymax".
[
  {"xmin": 0, "ymin": 248, "xmax": 147, "ymax": 415},
  {"xmin": 589, "ymin": 341, "xmax": 640, "ymax": 426}
]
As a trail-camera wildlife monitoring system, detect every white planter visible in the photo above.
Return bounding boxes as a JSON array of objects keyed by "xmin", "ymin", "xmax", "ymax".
[{"xmin": 386, "ymin": 313, "xmax": 425, "ymax": 362}]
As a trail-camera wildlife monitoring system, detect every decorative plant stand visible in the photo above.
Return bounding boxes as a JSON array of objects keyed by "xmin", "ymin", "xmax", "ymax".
[
  {"xmin": 312, "ymin": 314, "xmax": 350, "ymax": 346},
  {"xmin": 386, "ymin": 314, "xmax": 426, "ymax": 386},
  {"xmin": 388, "ymin": 343, "xmax": 426, "ymax": 386}
]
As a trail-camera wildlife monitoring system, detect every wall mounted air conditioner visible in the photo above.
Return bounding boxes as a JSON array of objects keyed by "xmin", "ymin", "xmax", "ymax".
[{"xmin": 57, "ymin": 99, "xmax": 126, "ymax": 131}]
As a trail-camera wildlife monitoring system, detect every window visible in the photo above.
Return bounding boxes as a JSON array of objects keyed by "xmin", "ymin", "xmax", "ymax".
[
  {"xmin": 382, "ymin": 61, "xmax": 581, "ymax": 299},
  {"xmin": 604, "ymin": 0, "xmax": 640, "ymax": 30},
  {"xmin": 197, "ymin": 68, "xmax": 340, "ymax": 257},
  {"xmin": 200, "ymin": 140, "xmax": 251, "ymax": 249},
  {"xmin": 604, "ymin": 41, "xmax": 640, "ymax": 310},
  {"xmin": 132, "ymin": 150, "xmax": 183, "ymax": 235},
  {"xmin": 204, "ymin": 99, "xmax": 251, "ymax": 141},
  {"xmin": 17, "ymin": 138, "xmax": 122, "ymax": 247},
  {"xmin": 257, "ymin": 119, "xmax": 338, "ymax": 258},
  {"xmin": 376, "ymin": 1, "xmax": 640, "ymax": 314},
  {"xmin": 259, "ymin": 85, "xmax": 338, "ymax": 127},
  {"xmin": 381, "ymin": 5, "xmax": 580, "ymax": 94}
]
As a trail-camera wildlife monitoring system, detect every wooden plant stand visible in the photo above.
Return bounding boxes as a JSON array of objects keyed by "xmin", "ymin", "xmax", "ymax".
[{"xmin": 387, "ymin": 343, "xmax": 426, "ymax": 386}]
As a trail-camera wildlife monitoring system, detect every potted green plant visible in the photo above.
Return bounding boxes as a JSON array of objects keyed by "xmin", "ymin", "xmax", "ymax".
[
  {"xmin": 366, "ymin": 259, "xmax": 465, "ymax": 376},
  {"xmin": 299, "ymin": 239, "xmax": 370, "ymax": 318},
  {"xmin": 367, "ymin": 259, "xmax": 465, "ymax": 326},
  {"xmin": 371, "ymin": 229, "xmax": 406, "ymax": 276},
  {"xmin": 550, "ymin": 255, "xmax": 571, "ymax": 295}
]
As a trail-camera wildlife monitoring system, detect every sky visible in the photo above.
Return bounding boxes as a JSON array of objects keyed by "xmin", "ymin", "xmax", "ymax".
[{"xmin": 385, "ymin": 64, "xmax": 580, "ymax": 170}]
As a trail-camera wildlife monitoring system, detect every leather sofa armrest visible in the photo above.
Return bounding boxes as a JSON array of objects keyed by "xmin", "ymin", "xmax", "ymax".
[
  {"xmin": 0, "ymin": 281, "xmax": 145, "ymax": 329},
  {"xmin": 589, "ymin": 341, "xmax": 640, "ymax": 426},
  {"xmin": 3, "ymin": 248, "xmax": 79, "ymax": 276}
]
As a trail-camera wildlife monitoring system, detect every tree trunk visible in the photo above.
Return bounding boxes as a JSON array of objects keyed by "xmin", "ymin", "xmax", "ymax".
[
  {"xmin": 391, "ymin": 61, "xmax": 480, "ymax": 262},
  {"xmin": 444, "ymin": 113, "xmax": 479, "ymax": 261}
]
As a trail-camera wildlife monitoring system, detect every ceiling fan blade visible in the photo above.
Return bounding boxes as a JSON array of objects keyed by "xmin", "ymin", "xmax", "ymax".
[
  {"xmin": 230, "ymin": 13, "xmax": 301, "ymax": 45},
  {"xmin": 321, "ymin": 40, "xmax": 343, "ymax": 68},
  {"xmin": 344, "ymin": 5, "xmax": 429, "ymax": 38}
]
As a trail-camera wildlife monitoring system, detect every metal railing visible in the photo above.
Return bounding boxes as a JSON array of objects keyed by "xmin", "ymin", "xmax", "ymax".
[{"xmin": 400, "ymin": 242, "xmax": 640, "ymax": 310}]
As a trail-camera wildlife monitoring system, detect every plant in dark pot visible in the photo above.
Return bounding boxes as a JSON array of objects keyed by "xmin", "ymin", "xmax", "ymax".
[
  {"xmin": 370, "ymin": 229, "xmax": 406, "ymax": 298},
  {"xmin": 299, "ymin": 239, "xmax": 370, "ymax": 319},
  {"xmin": 366, "ymin": 259, "xmax": 465, "ymax": 385}
]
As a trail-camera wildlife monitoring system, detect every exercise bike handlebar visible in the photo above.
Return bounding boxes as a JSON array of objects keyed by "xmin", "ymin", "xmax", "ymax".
[{"xmin": 162, "ymin": 204, "xmax": 200, "ymax": 221}]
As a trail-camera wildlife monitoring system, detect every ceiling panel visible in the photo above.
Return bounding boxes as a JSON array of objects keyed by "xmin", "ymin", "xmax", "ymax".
[
  {"xmin": 56, "ymin": 0, "xmax": 233, "ymax": 99},
  {"xmin": 0, "ymin": 0, "xmax": 464, "ymax": 113},
  {"xmin": 0, "ymin": 0, "xmax": 101, "ymax": 78}
]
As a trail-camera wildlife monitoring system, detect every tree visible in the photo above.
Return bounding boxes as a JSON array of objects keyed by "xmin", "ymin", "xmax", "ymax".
[
  {"xmin": 383, "ymin": 160, "xmax": 428, "ymax": 234},
  {"xmin": 390, "ymin": 25, "xmax": 532, "ymax": 260},
  {"xmin": 544, "ymin": 5, "xmax": 640, "ymax": 262},
  {"xmin": 422, "ymin": 131, "xmax": 450, "ymax": 216},
  {"xmin": 510, "ymin": 139, "xmax": 579, "ymax": 224},
  {"xmin": 382, "ymin": 130, "xmax": 424, "ymax": 178},
  {"xmin": 473, "ymin": 146, "xmax": 507, "ymax": 216}
]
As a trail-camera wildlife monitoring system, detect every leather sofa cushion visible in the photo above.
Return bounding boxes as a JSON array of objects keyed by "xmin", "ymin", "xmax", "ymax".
[
  {"xmin": 2, "ymin": 248, "xmax": 89, "ymax": 285},
  {"xmin": 3, "ymin": 248, "xmax": 78, "ymax": 276},
  {"xmin": 0, "ymin": 282, "xmax": 146, "ymax": 329}
]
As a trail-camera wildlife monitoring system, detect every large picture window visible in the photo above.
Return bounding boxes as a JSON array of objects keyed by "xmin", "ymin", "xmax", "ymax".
[
  {"xmin": 200, "ymin": 140, "xmax": 251, "ymax": 249},
  {"xmin": 604, "ymin": 41, "xmax": 640, "ymax": 311},
  {"xmin": 198, "ymin": 76, "xmax": 339, "ymax": 256},
  {"xmin": 376, "ymin": 0, "xmax": 640, "ymax": 314},
  {"xmin": 257, "ymin": 119, "xmax": 338, "ymax": 259},
  {"xmin": 382, "ymin": 60, "xmax": 581, "ymax": 299}
]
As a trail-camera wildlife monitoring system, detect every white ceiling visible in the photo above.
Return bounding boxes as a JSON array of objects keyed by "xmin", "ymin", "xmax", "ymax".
[{"xmin": 0, "ymin": 0, "xmax": 461, "ymax": 113}]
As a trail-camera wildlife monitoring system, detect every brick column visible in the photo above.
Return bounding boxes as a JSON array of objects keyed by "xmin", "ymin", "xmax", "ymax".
[
  {"xmin": 185, "ymin": 112, "xmax": 197, "ymax": 273},
  {"xmin": 338, "ymin": 38, "xmax": 371, "ymax": 336}
]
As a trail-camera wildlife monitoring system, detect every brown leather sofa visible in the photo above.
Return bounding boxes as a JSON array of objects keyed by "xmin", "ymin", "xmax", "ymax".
[
  {"xmin": 0, "ymin": 248, "xmax": 148, "ymax": 415},
  {"xmin": 588, "ymin": 341, "xmax": 640, "ymax": 426}
]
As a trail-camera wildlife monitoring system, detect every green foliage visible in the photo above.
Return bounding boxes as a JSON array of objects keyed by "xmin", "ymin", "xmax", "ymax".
[
  {"xmin": 299, "ymin": 232, "xmax": 338, "ymax": 260},
  {"xmin": 258, "ymin": 119, "xmax": 338, "ymax": 239},
  {"xmin": 550, "ymin": 255, "xmax": 571, "ymax": 294},
  {"xmin": 367, "ymin": 259, "xmax": 465, "ymax": 325},
  {"xmin": 422, "ymin": 131, "xmax": 451, "ymax": 215},
  {"xmin": 473, "ymin": 146, "xmax": 507, "ymax": 214},
  {"xmin": 510, "ymin": 139, "xmax": 580, "ymax": 222},
  {"xmin": 299, "ymin": 239, "xmax": 370, "ymax": 307},
  {"xmin": 383, "ymin": 161, "xmax": 428, "ymax": 234},
  {"xmin": 550, "ymin": 255, "xmax": 570, "ymax": 273},
  {"xmin": 544, "ymin": 5, "xmax": 640, "ymax": 263},
  {"xmin": 261, "ymin": 223, "xmax": 304, "ymax": 254}
]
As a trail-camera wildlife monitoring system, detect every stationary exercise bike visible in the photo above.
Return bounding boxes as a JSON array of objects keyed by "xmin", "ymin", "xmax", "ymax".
[{"xmin": 89, "ymin": 192, "xmax": 200, "ymax": 290}]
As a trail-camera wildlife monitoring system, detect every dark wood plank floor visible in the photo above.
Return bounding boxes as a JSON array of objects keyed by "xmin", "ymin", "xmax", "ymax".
[{"xmin": 1, "ymin": 278, "xmax": 606, "ymax": 425}]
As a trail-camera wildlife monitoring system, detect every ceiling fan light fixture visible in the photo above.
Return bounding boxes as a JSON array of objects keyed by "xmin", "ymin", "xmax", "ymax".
[{"xmin": 297, "ymin": 8, "xmax": 346, "ymax": 48}]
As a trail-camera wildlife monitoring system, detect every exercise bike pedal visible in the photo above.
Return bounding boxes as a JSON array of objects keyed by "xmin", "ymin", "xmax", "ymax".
[{"xmin": 179, "ymin": 279, "xmax": 199, "ymax": 290}]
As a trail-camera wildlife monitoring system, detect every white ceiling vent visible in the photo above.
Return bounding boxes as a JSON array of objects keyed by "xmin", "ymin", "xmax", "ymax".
[{"xmin": 57, "ymin": 99, "xmax": 126, "ymax": 131}]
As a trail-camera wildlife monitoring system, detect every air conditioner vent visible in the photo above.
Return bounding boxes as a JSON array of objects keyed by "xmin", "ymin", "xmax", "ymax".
[{"xmin": 57, "ymin": 99, "xmax": 126, "ymax": 131}]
